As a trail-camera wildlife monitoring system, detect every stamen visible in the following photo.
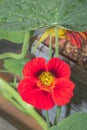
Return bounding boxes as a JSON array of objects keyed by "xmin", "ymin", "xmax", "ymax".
[{"xmin": 37, "ymin": 72, "xmax": 55, "ymax": 91}]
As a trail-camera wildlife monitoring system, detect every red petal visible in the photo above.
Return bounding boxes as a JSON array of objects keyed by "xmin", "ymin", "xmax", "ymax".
[
  {"xmin": 47, "ymin": 58, "xmax": 71, "ymax": 78},
  {"xmin": 84, "ymin": 32, "xmax": 87, "ymax": 36},
  {"xmin": 52, "ymin": 78, "xmax": 75, "ymax": 106},
  {"xmin": 18, "ymin": 78, "xmax": 55, "ymax": 110},
  {"xmin": 67, "ymin": 31, "xmax": 82, "ymax": 48},
  {"xmin": 23, "ymin": 57, "xmax": 47, "ymax": 77},
  {"xmin": 17, "ymin": 77, "xmax": 37, "ymax": 97},
  {"xmin": 24, "ymin": 89, "xmax": 55, "ymax": 110}
]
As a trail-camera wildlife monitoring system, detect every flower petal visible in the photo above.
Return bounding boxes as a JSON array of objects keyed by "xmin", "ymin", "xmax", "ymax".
[
  {"xmin": 18, "ymin": 78, "xmax": 55, "ymax": 110},
  {"xmin": 52, "ymin": 78, "xmax": 75, "ymax": 106},
  {"xmin": 17, "ymin": 77, "xmax": 37, "ymax": 97},
  {"xmin": 26, "ymin": 90, "xmax": 55, "ymax": 110},
  {"xmin": 23, "ymin": 57, "xmax": 47, "ymax": 77},
  {"xmin": 67, "ymin": 31, "xmax": 82, "ymax": 48},
  {"xmin": 47, "ymin": 58, "xmax": 70, "ymax": 78}
]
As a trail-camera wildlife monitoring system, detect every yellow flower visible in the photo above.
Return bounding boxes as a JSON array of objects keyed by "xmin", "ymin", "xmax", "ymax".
[{"xmin": 38, "ymin": 28, "xmax": 67, "ymax": 43}]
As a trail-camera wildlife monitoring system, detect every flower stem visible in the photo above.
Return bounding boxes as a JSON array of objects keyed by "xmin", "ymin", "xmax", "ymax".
[
  {"xmin": 0, "ymin": 31, "xmax": 30, "ymax": 59},
  {"xmin": 45, "ymin": 110, "xmax": 50, "ymax": 129},
  {"xmin": 55, "ymin": 27, "xmax": 59, "ymax": 57},
  {"xmin": 54, "ymin": 106, "xmax": 61, "ymax": 125},
  {"xmin": 29, "ymin": 108, "xmax": 48, "ymax": 130},
  {"xmin": 49, "ymin": 35, "xmax": 52, "ymax": 59},
  {"xmin": 0, "ymin": 92, "xmax": 24, "ymax": 112}
]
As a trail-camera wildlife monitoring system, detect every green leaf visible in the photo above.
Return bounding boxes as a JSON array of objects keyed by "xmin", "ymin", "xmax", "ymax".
[
  {"xmin": 0, "ymin": 30, "xmax": 25, "ymax": 44},
  {"xmin": 4, "ymin": 58, "xmax": 30, "ymax": 75},
  {"xmin": 49, "ymin": 112, "xmax": 87, "ymax": 130},
  {"xmin": 0, "ymin": 0, "xmax": 87, "ymax": 32}
]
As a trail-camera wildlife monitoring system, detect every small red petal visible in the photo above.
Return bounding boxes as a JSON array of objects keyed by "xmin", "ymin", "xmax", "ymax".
[
  {"xmin": 84, "ymin": 32, "xmax": 87, "ymax": 36},
  {"xmin": 52, "ymin": 78, "xmax": 75, "ymax": 106},
  {"xmin": 67, "ymin": 31, "xmax": 82, "ymax": 48},
  {"xmin": 23, "ymin": 57, "xmax": 47, "ymax": 78},
  {"xmin": 47, "ymin": 58, "xmax": 71, "ymax": 78}
]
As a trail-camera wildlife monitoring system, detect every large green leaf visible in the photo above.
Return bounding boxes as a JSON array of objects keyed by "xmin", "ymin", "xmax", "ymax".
[
  {"xmin": 0, "ymin": 30, "xmax": 25, "ymax": 43},
  {"xmin": 4, "ymin": 58, "xmax": 30, "ymax": 75},
  {"xmin": 49, "ymin": 112, "xmax": 87, "ymax": 130},
  {"xmin": 0, "ymin": 0, "xmax": 87, "ymax": 32}
]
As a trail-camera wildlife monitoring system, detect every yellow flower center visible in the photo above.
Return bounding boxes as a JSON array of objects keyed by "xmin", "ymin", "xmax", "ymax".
[
  {"xmin": 39, "ymin": 72, "xmax": 54, "ymax": 86},
  {"xmin": 37, "ymin": 72, "xmax": 55, "ymax": 91}
]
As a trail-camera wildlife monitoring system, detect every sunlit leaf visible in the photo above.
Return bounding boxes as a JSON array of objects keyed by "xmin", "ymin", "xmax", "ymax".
[
  {"xmin": 0, "ymin": 0, "xmax": 87, "ymax": 32},
  {"xmin": 4, "ymin": 58, "xmax": 30, "ymax": 75},
  {"xmin": 0, "ymin": 30, "xmax": 25, "ymax": 43}
]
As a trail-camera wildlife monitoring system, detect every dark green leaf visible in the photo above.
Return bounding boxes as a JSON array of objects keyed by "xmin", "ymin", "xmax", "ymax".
[
  {"xmin": 0, "ymin": 0, "xmax": 87, "ymax": 32},
  {"xmin": 49, "ymin": 112, "xmax": 87, "ymax": 130},
  {"xmin": 4, "ymin": 58, "xmax": 30, "ymax": 75}
]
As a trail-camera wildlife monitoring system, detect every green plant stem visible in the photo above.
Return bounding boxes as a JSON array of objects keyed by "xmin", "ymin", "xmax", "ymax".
[
  {"xmin": 0, "ymin": 78, "xmax": 48, "ymax": 130},
  {"xmin": 0, "ymin": 31, "xmax": 30, "ymax": 59},
  {"xmin": 54, "ymin": 106, "xmax": 61, "ymax": 125},
  {"xmin": 49, "ymin": 35, "xmax": 52, "ymax": 58},
  {"xmin": 30, "ymin": 108, "xmax": 48, "ymax": 130},
  {"xmin": 0, "ymin": 92, "xmax": 24, "ymax": 112},
  {"xmin": 45, "ymin": 110, "xmax": 50, "ymax": 129},
  {"xmin": 55, "ymin": 27, "xmax": 59, "ymax": 57},
  {"xmin": 13, "ymin": 75, "xmax": 17, "ymax": 88},
  {"xmin": 0, "ymin": 78, "xmax": 31, "ymax": 112}
]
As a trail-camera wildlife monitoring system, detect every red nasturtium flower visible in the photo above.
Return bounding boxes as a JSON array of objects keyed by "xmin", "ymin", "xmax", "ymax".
[{"xmin": 18, "ymin": 57, "xmax": 75, "ymax": 110}]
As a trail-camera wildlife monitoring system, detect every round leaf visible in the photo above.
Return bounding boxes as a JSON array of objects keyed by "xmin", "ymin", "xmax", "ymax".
[
  {"xmin": 49, "ymin": 112, "xmax": 87, "ymax": 130},
  {"xmin": 4, "ymin": 58, "xmax": 30, "ymax": 75},
  {"xmin": 0, "ymin": 0, "xmax": 87, "ymax": 32}
]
